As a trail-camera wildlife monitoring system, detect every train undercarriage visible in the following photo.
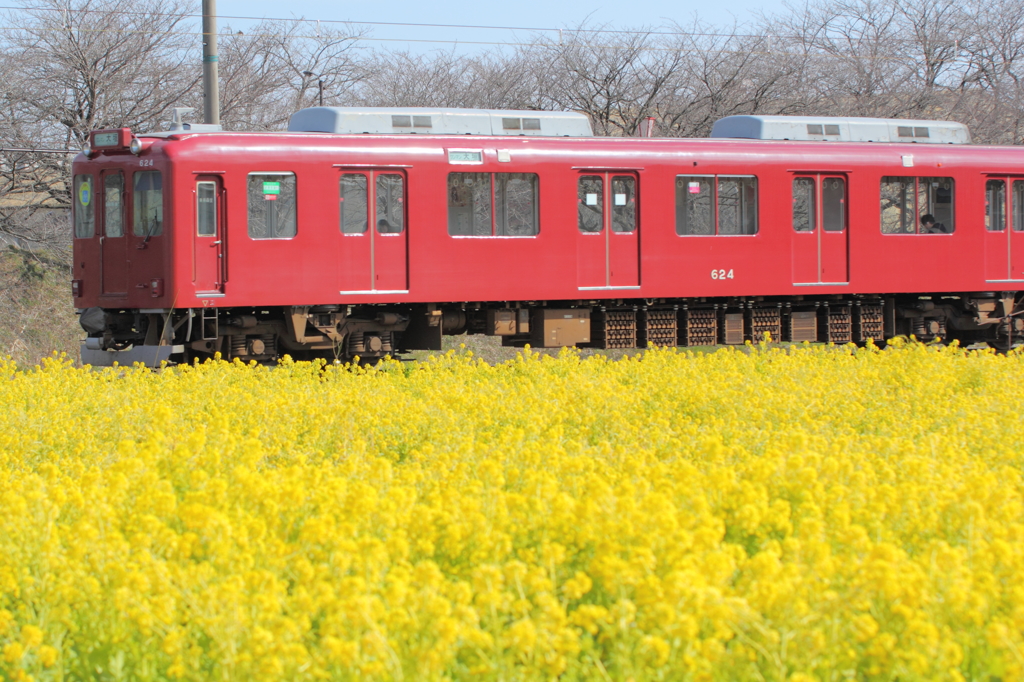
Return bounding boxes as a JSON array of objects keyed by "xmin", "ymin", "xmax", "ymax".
[{"xmin": 78, "ymin": 292, "xmax": 1024, "ymax": 366}]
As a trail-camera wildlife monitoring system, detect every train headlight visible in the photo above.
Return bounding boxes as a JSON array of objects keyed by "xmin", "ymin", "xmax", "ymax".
[
  {"xmin": 81, "ymin": 141, "xmax": 91, "ymax": 157},
  {"xmin": 129, "ymin": 138, "xmax": 142, "ymax": 155}
]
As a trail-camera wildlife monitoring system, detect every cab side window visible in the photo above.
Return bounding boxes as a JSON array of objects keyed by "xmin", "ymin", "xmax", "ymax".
[
  {"xmin": 73, "ymin": 174, "xmax": 95, "ymax": 238},
  {"xmin": 133, "ymin": 171, "xmax": 163, "ymax": 237}
]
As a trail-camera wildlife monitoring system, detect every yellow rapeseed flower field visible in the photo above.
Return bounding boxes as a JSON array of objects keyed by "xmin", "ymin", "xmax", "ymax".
[{"xmin": 1, "ymin": 341, "xmax": 1024, "ymax": 681}]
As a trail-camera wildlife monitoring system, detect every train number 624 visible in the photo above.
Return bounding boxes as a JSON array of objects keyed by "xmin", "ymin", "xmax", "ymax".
[{"xmin": 711, "ymin": 269, "xmax": 734, "ymax": 280}]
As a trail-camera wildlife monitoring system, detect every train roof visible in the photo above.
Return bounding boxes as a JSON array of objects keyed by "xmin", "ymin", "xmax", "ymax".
[
  {"xmin": 286, "ymin": 107, "xmax": 594, "ymax": 137},
  {"xmin": 711, "ymin": 115, "xmax": 971, "ymax": 144}
]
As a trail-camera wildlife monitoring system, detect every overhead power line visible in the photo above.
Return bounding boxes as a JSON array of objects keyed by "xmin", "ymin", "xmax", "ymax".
[
  {"xmin": 0, "ymin": 23, "xmax": 968, "ymax": 61},
  {"xmin": 0, "ymin": 147, "xmax": 76, "ymax": 154},
  {"xmin": 0, "ymin": 3, "xmax": 853, "ymax": 43}
]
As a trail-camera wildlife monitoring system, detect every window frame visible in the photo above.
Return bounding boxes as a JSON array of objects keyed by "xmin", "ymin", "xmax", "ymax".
[
  {"xmin": 196, "ymin": 181, "xmax": 218, "ymax": 237},
  {"xmin": 132, "ymin": 170, "xmax": 164, "ymax": 237},
  {"xmin": 880, "ymin": 175, "xmax": 955, "ymax": 235},
  {"xmin": 375, "ymin": 173, "xmax": 406, "ymax": 235},
  {"xmin": 73, "ymin": 174, "xmax": 95, "ymax": 239},
  {"xmin": 447, "ymin": 171, "xmax": 540, "ymax": 238},
  {"xmin": 675, "ymin": 174, "xmax": 758, "ymax": 236},
  {"xmin": 578, "ymin": 175, "xmax": 604, "ymax": 234},
  {"xmin": 339, "ymin": 173, "xmax": 369, "ymax": 235},
  {"xmin": 1014, "ymin": 180, "xmax": 1024, "ymax": 233},
  {"xmin": 103, "ymin": 172, "xmax": 125, "ymax": 238},
  {"xmin": 247, "ymin": 171, "xmax": 297, "ymax": 240}
]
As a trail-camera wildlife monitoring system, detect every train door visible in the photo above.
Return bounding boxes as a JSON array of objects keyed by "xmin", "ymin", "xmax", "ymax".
[
  {"xmin": 577, "ymin": 172, "xmax": 640, "ymax": 290},
  {"xmin": 791, "ymin": 174, "xmax": 849, "ymax": 285},
  {"xmin": 338, "ymin": 170, "xmax": 408, "ymax": 294},
  {"xmin": 194, "ymin": 176, "xmax": 224, "ymax": 293},
  {"xmin": 99, "ymin": 170, "xmax": 127, "ymax": 294},
  {"xmin": 984, "ymin": 177, "xmax": 1024, "ymax": 282}
]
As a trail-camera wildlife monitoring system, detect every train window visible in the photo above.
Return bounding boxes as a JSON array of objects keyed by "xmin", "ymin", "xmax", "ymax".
[
  {"xmin": 339, "ymin": 174, "xmax": 368, "ymax": 234},
  {"xmin": 718, "ymin": 177, "xmax": 757, "ymax": 235},
  {"xmin": 824, "ymin": 124, "xmax": 841, "ymax": 136},
  {"xmin": 881, "ymin": 177, "xmax": 954, "ymax": 234},
  {"xmin": 73, "ymin": 175, "xmax": 95, "ymax": 238},
  {"xmin": 448, "ymin": 173, "xmax": 492, "ymax": 236},
  {"xmin": 676, "ymin": 175, "xmax": 756, "ymax": 235},
  {"xmin": 676, "ymin": 176, "xmax": 713, "ymax": 235},
  {"xmin": 987, "ymin": 180, "xmax": 1006, "ymax": 232},
  {"xmin": 448, "ymin": 172, "xmax": 537, "ymax": 236},
  {"xmin": 881, "ymin": 178, "xmax": 914, "ymax": 233},
  {"xmin": 247, "ymin": 173, "xmax": 296, "ymax": 239},
  {"xmin": 918, "ymin": 177, "xmax": 954, "ymax": 232},
  {"xmin": 133, "ymin": 171, "xmax": 163, "ymax": 237},
  {"xmin": 611, "ymin": 176, "xmax": 636, "ymax": 233},
  {"xmin": 376, "ymin": 174, "xmax": 405, "ymax": 234},
  {"xmin": 822, "ymin": 178, "xmax": 845, "ymax": 232},
  {"xmin": 578, "ymin": 176, "xmax": 603, "ymax": 233},
  {"xmin": 495, "ymin": 173, "xmax": 538, "ymax": 236},
  {"xmin": 103, "ymin": 173, "xmax": 124, "ymax": 238},
  {"xmin": 196, "ymin": 182, "xmax": 217, "ymax": 236},
  {"xmin": 1014, "ymin": 181, "xmax": 1024, "ymax": 232},
  {"xmin": 502, "ymin": 118, "xmax": 521, "ymax": 130},
  {"xmin": 792, "ymin": 178, "xmax": 815, "ymax": 232}
]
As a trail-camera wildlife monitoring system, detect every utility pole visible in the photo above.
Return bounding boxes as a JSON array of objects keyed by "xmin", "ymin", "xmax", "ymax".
[{"xmin": 202, "ymin": 0, "xmax": 220, "ymax": 125}]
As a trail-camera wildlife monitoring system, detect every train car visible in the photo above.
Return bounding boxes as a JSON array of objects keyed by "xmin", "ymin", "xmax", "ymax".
[{"xmin": 71, "ymin": 107, "xmax": 1024, "ymax": 365}]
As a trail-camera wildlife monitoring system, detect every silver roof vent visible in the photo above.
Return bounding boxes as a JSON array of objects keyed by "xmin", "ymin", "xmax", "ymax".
[
  {"xmin": 711, "ymin": 115, "xmax": 971, "ymax": 144},
  {"xmin": 287, "ymin": 107, "xmax": 593, "ymax": 137}
]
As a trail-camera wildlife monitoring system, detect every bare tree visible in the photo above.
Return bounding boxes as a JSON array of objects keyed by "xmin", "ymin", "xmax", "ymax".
[
  {"xmin": 0, "ymin": 0, "xmax": 199, "ymax": 255},
  {"xmin": 958, "ymin": 0, "xmax": 1024, "ymax": 143},
  {"xmin": 525, "ymin": 25, "xmax": 687, "ymax": 136},
  {"xmin": 654, "ymin": 21, "xmax": 804, "ymax": 137}
]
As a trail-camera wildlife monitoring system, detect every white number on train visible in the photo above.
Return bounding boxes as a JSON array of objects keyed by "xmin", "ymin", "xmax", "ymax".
[
  {"xmin": 139, "ymin": 159, "xmax": 154, "ymax": 167},
  {"xmin": 711, "ymin": 269, "xmax": 734, "ymax": 280}
]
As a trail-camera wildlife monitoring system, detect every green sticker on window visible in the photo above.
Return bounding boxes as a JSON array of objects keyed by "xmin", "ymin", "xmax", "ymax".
[{"xmin": 262, "ymin": 181, "xmax": 281, "ymax": 195}]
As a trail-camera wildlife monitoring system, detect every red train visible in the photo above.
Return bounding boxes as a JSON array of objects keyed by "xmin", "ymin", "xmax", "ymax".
[{"xmin": 71, "ymin": 107, "xmax": 1024, "ymax": 365}]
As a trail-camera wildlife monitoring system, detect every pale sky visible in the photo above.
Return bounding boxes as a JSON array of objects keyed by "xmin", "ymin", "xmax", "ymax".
[{"xmin": 216, "ymin": 0, "xmax": 788, "ymax": 54}]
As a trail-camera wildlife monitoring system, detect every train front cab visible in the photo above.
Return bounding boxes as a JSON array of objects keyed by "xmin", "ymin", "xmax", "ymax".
[{"xmin": 73, "ymin": 130, "xmax": 177, "ymax": 365}]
